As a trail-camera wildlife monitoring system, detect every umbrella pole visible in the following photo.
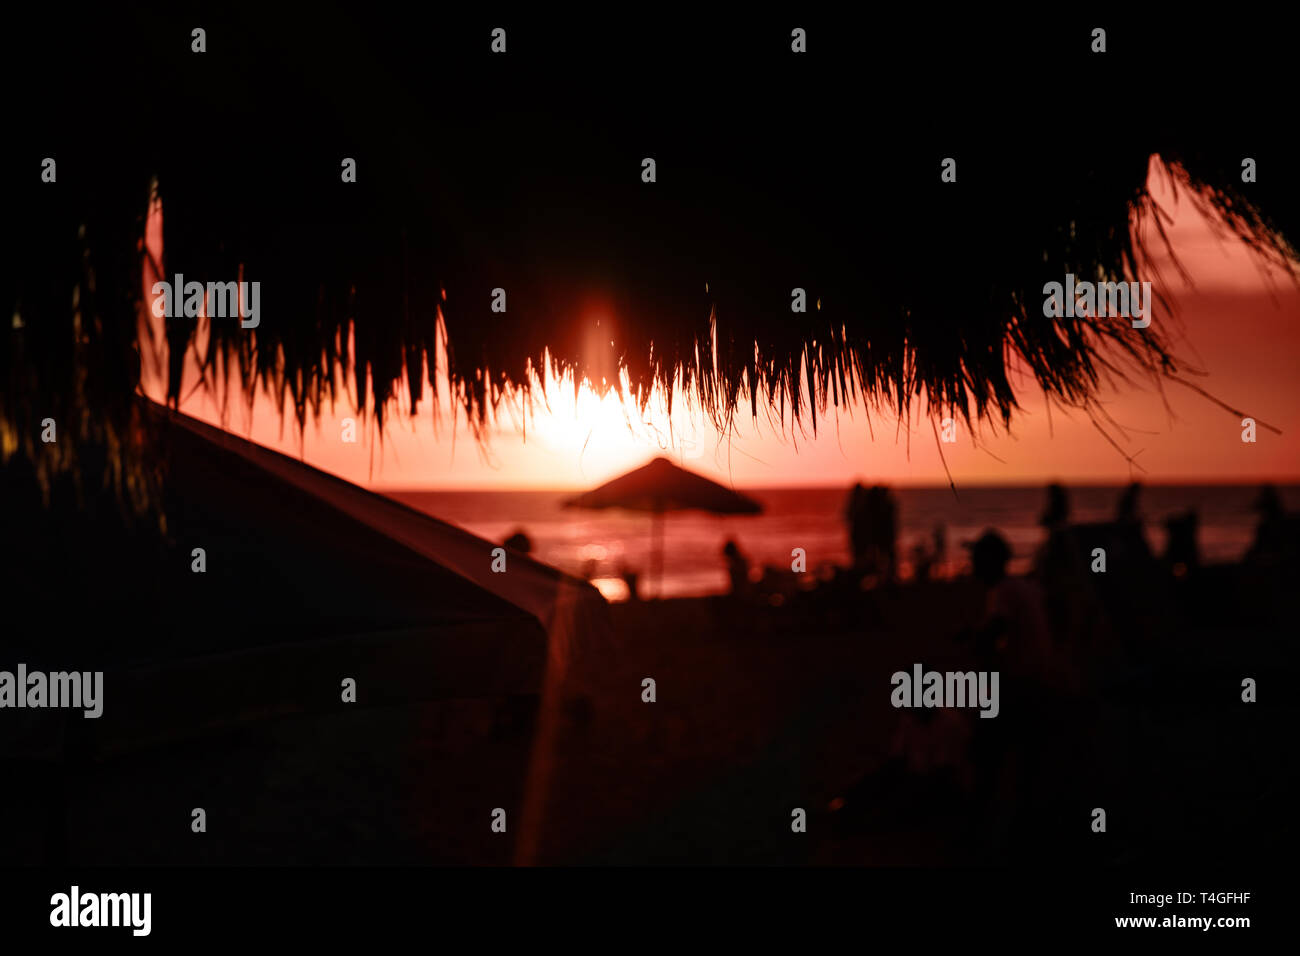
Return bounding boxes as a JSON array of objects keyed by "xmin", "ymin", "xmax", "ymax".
[{"xmin": 651, "ymin": 508, "xmax": 664, "ymax": 599}]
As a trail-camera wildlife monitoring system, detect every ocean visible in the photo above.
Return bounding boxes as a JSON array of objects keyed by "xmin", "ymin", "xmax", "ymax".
[{"xmin": 386, "ymin": 484, "xmax": 1298, "ymax": 601}]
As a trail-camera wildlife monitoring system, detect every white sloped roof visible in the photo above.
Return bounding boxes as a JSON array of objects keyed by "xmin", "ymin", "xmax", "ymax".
[{"xmin": 154, "ymin": 401, "xmax": 609, "ymax": 647}]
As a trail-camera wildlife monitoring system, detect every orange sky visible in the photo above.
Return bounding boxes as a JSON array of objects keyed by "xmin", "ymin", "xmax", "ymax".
[{"xmin": 142, "ymin": 161, "xmax": 1300, "ymax": 490}]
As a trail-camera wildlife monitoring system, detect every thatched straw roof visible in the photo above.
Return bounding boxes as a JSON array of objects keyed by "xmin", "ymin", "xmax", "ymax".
[{"xmin": 3, "ymin": 9, "xmax": 1296, "ymax": 515}]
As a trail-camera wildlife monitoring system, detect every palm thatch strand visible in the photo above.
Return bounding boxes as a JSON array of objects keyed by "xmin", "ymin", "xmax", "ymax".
[{"xmin": 3, "ymin": 9, "xmax": 1296, "ymax": 518}]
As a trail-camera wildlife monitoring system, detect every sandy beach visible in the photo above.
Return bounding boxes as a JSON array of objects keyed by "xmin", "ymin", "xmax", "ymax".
[{"xmin": 6, "ymin": 559, "xmax": 1281, "ymax": 868}]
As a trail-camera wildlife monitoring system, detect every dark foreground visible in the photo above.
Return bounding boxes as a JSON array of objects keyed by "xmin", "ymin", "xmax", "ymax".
[{"xmin": 3, "ymin": 563, "xmax": 1288, "ymax": 867}]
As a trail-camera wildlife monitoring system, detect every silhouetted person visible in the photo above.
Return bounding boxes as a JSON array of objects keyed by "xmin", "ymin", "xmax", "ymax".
[
  {"xmin": 873, "ymin": 486, "xmax": 899, "ymax": 581},
  {"xmin": 969, "ymin": 530, "xmax": 1052, "ymax": 682},
  {"xmin": 910, "ymin": 538, "xmax": 933, "ymax": 582},
  {"xmin": 1163, "ymin": 510, "xmax": 1199, "ymax": 576},
  {"xmin": 1116, "ymin": 482, "xmax": 1142, "ymax": 524},
  {"xmin": 1035, "ymin": 482, "xmax": 1074, "ymax": 576},
  {"xmin": 846, "ymin": 483, "xmax": 871, "ymax": 569},
  {"xmin": 845, "ymin": 484, "xmax": 898, "ymax": 582},
  {"xmin": 1039, "ymin": 482, "xmax": 1070, "ymax": 529},
  {"xmin": 1033, "ymin": 482, "xmax": 1100, "ymax": 657},
  {"xmin": 932, "ymin": 523, "xmax": 948, "ymax": 578},
  {"xmin": 1256, "ymin": 483, "xmax": 1284, "ymax": 521},
  {"xmin": 1108, "ymin": 481, "xmax": 1156, "ymax": 573},
  {"xmin": 967, "ymin": 529, "xmax": 1058, "ymax": 861},
  {"xmin": 911, "ymin": 523, "xmax": 948, "ymax": 581},
  {"xmin": 722, "ymin": 539, "xmax": 751, "ymax": 597},
  {"xmin": 1246, "ymin": 484, "xmax": 1300, "ymax": 566},
  {"xmin": 618, "ymin": 563, "xmax": 641, "ymax": 602},
  {"xmin": 503, "ymin": 529, "xmax": 533, "ymax": 554}
]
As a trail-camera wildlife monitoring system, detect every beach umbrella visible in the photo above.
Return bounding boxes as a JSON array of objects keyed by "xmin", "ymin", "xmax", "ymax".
[
  {"xmin": 563, "ymin": 456, "xmax": 762, "ymax": 598},
  {"xmin": 4, "ymin": 10, "xmax": 1298, "ymax": 520}
]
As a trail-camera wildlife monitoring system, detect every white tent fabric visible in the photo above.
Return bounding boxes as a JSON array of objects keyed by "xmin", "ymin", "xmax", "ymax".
[
  {"xmin": 153, "ymin": 404, "xmax": 609, "ymax": 862},
  {"xmin": 157, "ymin": 402, "xmax": 608, "ymax": 641},
  {"xmin": 7, "ymin": 414, "xmax": 615, "ymax": 868}
]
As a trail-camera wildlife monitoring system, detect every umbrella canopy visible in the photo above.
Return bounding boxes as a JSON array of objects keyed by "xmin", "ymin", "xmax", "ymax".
[
  {"xmin": 564, "ymin": 457, "xmax": 761, "ymax": 599},
  {"xmin": 3, "ymin": 9, "xmax": 1297, "ymax": 520},
  {"xmin": 563, "ymin": 457, "xmax": 762, "ymax": 516}
]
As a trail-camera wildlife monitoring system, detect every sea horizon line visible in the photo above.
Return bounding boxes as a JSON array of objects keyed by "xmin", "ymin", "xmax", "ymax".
[{"xmin": 376, "ymin": 477, "xmax": 1300, "ymax": 494}]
